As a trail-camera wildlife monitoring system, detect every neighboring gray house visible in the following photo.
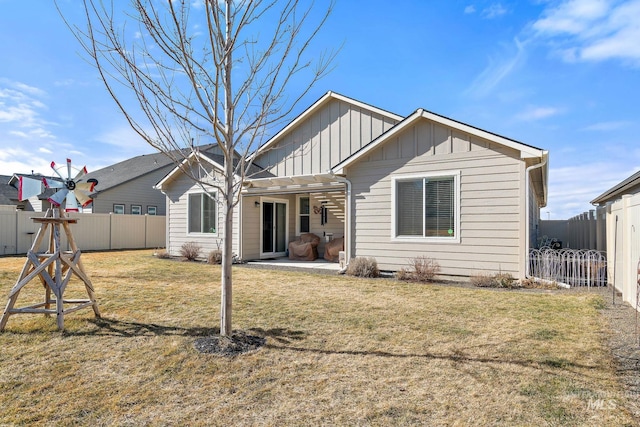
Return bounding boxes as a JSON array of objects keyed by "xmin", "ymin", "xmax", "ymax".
[
  {"xmin": 157, "ymin": 91, "xmax": 548, "ymax": 279},
  {"xmin": 82, "ymin": 147, "xmax": 219, "ymax": 215}
]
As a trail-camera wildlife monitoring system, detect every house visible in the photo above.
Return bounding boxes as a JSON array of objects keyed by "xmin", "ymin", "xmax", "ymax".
[
  {"xmin": 5, "ymin": 174, "xmax": 61, "ymax": 211},
  {"xmin": 0, "ymin": 175, "xmax": 20, "ymax": 211},
  {"xmin": 157, "ymin": 91, "xmax": 548, "ymax": 279},
  {"xmin": 591, "ymin": 170, "xmax": 640, "ymax": 310},
  {"xmin": 80, "ymin": 151, "xmax": 187, "ymax": 215}
]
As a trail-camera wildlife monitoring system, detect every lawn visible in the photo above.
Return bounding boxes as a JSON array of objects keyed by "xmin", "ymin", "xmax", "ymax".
[{"xmin": 0, "ymin": 250, "xmax": 636, "ymax": 426}]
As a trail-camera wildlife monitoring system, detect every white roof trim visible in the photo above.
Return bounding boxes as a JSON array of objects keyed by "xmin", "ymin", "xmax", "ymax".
[
  {"xmin": 154, "ymin": 151, "xmax": 225, "ymax": 190},
  {"xmin": 249, "ymin": 91, "xmax": 404, "ymax": 162},
  {"xmin": 244, "ymin": 173, "xmax": 338, "ymax": 189},
  {"xmin": 332, "ymin": 109, "xmax": 546, "ymax": 174}
]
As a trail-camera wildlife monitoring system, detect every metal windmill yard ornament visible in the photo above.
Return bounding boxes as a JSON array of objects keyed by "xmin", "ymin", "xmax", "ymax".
[{"xmin": 0, "ymin": 159, "xmax": 101, "ymax": 331}]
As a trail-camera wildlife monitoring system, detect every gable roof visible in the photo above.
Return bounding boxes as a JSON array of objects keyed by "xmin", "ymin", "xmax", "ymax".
[
  {"xmin": 331, "ymin": 108, "xmax": 547, "ymax": 175},
  {"xmin": 591, "ymin": 169, "xmax": 640, "ymax": 205},
  {"xmin": 249, "ymin": 91, "xmax": 404, "ymax": 162},
  {"xmin": 155, "ymin": 149, "xmax": 272, "ymax": 191},
  {"xmin": 81, "ymin": 151, "xmax": 183, "ymax": 195}
]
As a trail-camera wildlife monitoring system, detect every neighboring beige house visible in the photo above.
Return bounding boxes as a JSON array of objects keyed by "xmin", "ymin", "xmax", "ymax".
[
  {"xmin": 157, "ymin": 91, "xmax": 548, "ymax": 279},
  {"xmin": 591, "ymin": 170, "xmax": 640, "ymax": 310}
]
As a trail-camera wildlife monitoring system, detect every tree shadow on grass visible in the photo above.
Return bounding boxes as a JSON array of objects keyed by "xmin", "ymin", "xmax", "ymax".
[
  {"xmin": 63, "ymin": 318, "xmax": 307, "ymax": 343},
  {"xmin": 61, "ymin": 317, "xmax": 219, "ymax": 337},
  {"xmin": 264, "ymin": 342, "xmax": 600, "ymax": 375}
]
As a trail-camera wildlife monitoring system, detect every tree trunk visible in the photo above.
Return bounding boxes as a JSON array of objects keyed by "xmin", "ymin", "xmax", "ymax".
[{"xmin": 220, "ymin": 178, "xmax": 233, "ymax": 336}]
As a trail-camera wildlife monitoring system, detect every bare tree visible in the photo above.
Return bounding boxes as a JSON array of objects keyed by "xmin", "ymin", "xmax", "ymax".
[{"xmin": 58, "ymin": 0, "xmax": 335, "ymax": 336}]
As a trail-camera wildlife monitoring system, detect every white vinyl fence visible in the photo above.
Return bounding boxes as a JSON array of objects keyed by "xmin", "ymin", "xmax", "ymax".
[
  {"xmin": 0, "ymin": 211, "xmax": 165, "ymax": 255},
  {"xmin": 607, "ymin": 194, "xmax": 640, "ymax": 312}
]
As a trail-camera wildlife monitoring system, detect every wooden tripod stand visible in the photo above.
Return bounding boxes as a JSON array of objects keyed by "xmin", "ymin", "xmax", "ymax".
[{"xmin": 0, "ymin": 208, "xmax": 101, "ymax": 331}]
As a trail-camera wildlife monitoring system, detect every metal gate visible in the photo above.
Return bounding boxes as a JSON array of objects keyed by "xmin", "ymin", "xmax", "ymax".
[{"xmin": 528, "ymin": 248, "xmax": 607, "ymax": 287}]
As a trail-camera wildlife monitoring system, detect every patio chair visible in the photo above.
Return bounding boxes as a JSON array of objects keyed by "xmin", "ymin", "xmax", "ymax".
[
  {"xmin": 288, "ymin": 233, "xmax": 320, "ymax": 261},
  {"xmin": 324, "ymin": 236, "xmax": 344, "ymax": 262}
]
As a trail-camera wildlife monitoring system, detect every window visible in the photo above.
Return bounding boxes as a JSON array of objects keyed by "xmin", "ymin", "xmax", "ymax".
[
  {"xmin": 113, "ymin": 204, "xmax": 124, "ymax": 215},
  {"xmin": 394, "ymin": 172, "xmax": 459, "ymax": 241},
  {"xmin": 147, "ymin": 206, "xmax": 157, "ymax": 215},
  {"xmin": 131, "ymin": 205, "xmax": 142, "ymax": 215},
  {"xmin": 298, "ymin": 196, "xmax": 310, "ymax": 234},
  {"xmin": 188, "ymin": 193, "xmax": 216, "ymax": 233}
]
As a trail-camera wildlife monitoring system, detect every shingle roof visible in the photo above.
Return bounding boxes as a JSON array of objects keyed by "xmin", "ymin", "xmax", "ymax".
[
  {"xmin": 81, "ymin": 145, "xmax": 219, "ymax": 195},
  {"xmin": 0, "ymin": 175, "xmax": 17, "ymax": 205}
]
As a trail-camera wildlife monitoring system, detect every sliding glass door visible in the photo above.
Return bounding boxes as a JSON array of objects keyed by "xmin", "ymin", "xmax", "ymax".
[{"xmin": 261, "ymin": 199, "xmax": 288, "ymax": 257}]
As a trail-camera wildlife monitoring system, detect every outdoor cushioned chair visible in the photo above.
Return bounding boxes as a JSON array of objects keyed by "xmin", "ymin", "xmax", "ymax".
[
  {"xmin": 288, "ymin": 233, "xmax": 320, "ymax": 261},
  {"xmin": 324, "ymin": 236, "xmax": 344, "ymax": 262}
]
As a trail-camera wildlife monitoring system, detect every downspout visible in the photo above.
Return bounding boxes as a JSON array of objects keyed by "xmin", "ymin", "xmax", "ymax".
[
  {"xmin": 525, "ymin": 154, "xmax": 548, "ymax": 278},
  {"xmin": 328, "ymin": 172, "xmax": 352, "ymax": 262}
]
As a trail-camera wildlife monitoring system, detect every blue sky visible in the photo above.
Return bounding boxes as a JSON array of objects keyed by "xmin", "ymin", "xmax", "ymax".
[{"xmin": 1, "ymin": 0, "xmax": 639, "ymax": 220}]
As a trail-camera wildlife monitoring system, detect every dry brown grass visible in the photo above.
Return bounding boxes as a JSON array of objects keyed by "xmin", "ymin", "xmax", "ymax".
[{"xmin": 0, "ymin": 250, "xmax": 636, "ymax": 425}]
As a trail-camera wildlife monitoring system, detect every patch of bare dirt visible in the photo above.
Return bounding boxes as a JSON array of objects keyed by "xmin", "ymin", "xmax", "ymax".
[{"xmin": 194, "ymin": 330, "xmax": 266, "ymax": 357}]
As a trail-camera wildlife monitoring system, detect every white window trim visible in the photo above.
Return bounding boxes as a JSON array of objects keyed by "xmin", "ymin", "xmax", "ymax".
[
  {"xmin": 147, "ymin": 206, "xmax": 157, "ymax": 215},
  {"xmin": 131, "ymin": 205, "xmax": 142, "ymax": 215},
  {"xmin": 391, "ymin": 170, "xmax": 461, "ymax": 244},
  {"xmin": 296, "ymin": 194, "xmax": 310, "ymax": 235},
  {"xmin": 186, "ymin": 190, "xmax": 219, "ymax": 236},
  {"xmin": 113, "ymin": 204, "xmax": 125, "ymax": 215}
]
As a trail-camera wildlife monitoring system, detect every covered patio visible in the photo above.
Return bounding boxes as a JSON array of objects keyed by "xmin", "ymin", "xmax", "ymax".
[{"xmin": 239, "ymin": 173, "xmax": 350, "ymax": 264}]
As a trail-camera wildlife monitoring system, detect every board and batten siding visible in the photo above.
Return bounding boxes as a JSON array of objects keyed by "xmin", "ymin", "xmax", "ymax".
[
  {"xmin": 164, "ymin": 172, "xmax": 239, "ymax": 258},
  {"xmin": 92, "ymin": 166, "xmax": 172, "ymax": 215},
  {"xmin": 254, "ymin": 99, "xmax": 399, "ymax": 176},
  {"xmin": 347, "ymin": 119, "xmax": 526, "ymax": 277}
]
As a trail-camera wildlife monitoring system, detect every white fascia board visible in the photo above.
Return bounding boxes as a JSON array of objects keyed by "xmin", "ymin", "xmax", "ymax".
[
  {"xmin": 154, "ymin": 151, "xmax": 226, "ymax": 190},
  {"xmin": 332, "ymin": 109, "xmax": 546, "ymax": 175},
  {"xmin": 332, "ymin": 110, "xmax": 422, "ymax": 175},
  {"xmin": 418, "ymin": 110, "xmax": 544, "ymax": 159}
]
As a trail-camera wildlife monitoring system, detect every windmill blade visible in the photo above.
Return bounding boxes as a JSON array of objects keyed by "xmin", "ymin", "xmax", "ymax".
[
  {"xmin": 50, "ymin": 161, "xmax": 64, "ymax": 180},
  {"xmin": 48, "ymin": 189, "xmax": 69, "ymax": 207},
  {"xmin": 73, "ymin": 165, "xmax": 88, "ymax": 181},
  {"xmin": 66, "ymin": 158, "xmax": 73, "ymax": 180},
  {"xmin": 75, "ymin": 182, "xmax": 96, "ymax": 193},
  {"xmin": 74, "ymin": 190, "xmax": 93, "ymax": 207},
  {"xmin": 65, "ymin": 191, "xmax": 79, "ymax": 212},
  {"xmin": 18, "ymin": 176, "xmax": 44, "ymax": 201},
  {"xmin": 43, "ymin": 178, "xmax": 65, "ymax": 189}
]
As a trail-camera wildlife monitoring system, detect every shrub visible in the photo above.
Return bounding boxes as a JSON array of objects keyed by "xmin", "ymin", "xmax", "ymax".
[
  {"xmin": 396, "ymin": 256, "xmax": 440, "ymax": 283},
  {"xmin": 180, "ymin": 242, "xmax": 201, "ymax": 261},
  {"xmin": 207, "ymin": 249, "xmax": 223, "ymax": 264},
  {"xmin": 469, "ymin": 273, "xmax": 495, "ymax": 287},
  {"xmin": 470, "ymin": 272, "xmax": 519, "ymax": 289},
  {"xmin": 346, "ymin": 257, "xmax": 379, "ymax": 278},
  {"xmin": 154, "ymin": 249, "xmax": 171, "ymax": 259}
]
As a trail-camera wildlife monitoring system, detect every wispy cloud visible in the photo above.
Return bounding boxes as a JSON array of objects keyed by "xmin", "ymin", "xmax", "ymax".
[
  {"xmin": 482, "ymin": 3, "xmax": 508, "ymax": 19},
  {"xmin": 581, "ymin": 121, "xmax": 632, "ymax": 131},
  {"xmin": 532, "ymin": 0, "xmax": 640, "ymax": 66},
  {"xmin": 0, "ymin": 81, "xmax": 57, "ymax": 144},
  {"xmin": 464, "ymin": 5, "xmax": 476, "ymax": 14},
  {"xmin": 546, "ymin": 161, "xmax": 639, "ymax": 218},
  {"xmin": 516, "ymin": 105, "xmax": 562, "ymax": 121},
  {"xmin": 465, "ymin": 38, "xmax": 526, "ymax": 97}
]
